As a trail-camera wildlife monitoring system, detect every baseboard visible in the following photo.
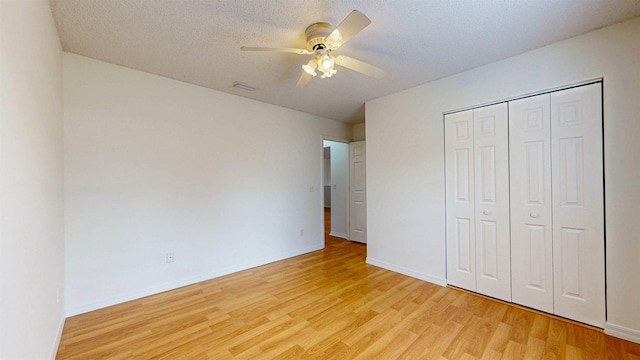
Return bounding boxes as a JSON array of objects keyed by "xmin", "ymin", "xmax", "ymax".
[
  {"xmin": 329, "ymin": 231, "xmax": 348, "ymax": 239},
  {"xmin": 366, "ymin": 257, "xmax": 447, "ymax": 287},
  {"xmin": 65, "ymin": 243, "xmax": 323, "ymax": 316},
  {"xmin": 605, "ymin": 322, "xmax": 640, "ymax": 344},
  {"xmin": 49, "ymin": 310, "xmax": 66, "ymax": 359}
]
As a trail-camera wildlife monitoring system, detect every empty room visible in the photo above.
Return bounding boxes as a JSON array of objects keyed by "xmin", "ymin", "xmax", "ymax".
[{"xmin": 2, "ymin": 0, "xmax": 640, "ymax": 359}]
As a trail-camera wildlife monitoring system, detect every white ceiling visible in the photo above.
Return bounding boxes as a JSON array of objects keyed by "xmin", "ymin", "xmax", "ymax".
[{"xmin": 50, "ymin": 0, "xmax": 640, "ymax": 124}]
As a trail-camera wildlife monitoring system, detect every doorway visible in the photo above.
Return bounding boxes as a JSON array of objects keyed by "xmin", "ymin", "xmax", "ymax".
[{"xmin": 322, "ymin": 140, "xmax": 349, "ymax": 242}]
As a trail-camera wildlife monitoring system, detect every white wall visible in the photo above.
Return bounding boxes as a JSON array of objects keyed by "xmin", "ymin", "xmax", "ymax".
[
  {"xmin": 366, "ymin": 17, "xmax": 640, "ymax": 342},
  {"xmin": 352, "ymin": 123, "xmax": 365, "ymax": 141},
  {"xmin": 64, "ymin": 54, "xmax": 351, "ymax": 315},
  {"xmin": 324, "ymin": 141, "xmax": 348, "ymax": 238},
  {"xmin": 0, "ymin": 0, "xmax": 65, "ymax": 358}
]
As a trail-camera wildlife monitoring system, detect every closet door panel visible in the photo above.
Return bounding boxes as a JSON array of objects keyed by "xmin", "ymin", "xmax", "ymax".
[
  {"xmin": 509, "ymin": 94, "xmax": 554, "ymax": 313},
  {"xmin": 473, "ymin": 103, "xmax": 511, "ymax": 302},
  {"xmin": 445, "ymin": 110, "xmax": 476, "ymax": 291},
  {"xmin": 551, "ymin": 83, "xmax": 604, "ymax": 327}
]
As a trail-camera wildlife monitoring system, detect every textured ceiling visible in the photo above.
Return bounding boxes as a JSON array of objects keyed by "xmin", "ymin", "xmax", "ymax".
[{"xmin": 50, "ymin": 0, "xmax": 640, "ymax": 124}]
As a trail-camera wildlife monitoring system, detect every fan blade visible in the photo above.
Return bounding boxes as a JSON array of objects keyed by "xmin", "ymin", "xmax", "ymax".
[
  {"xmin": 325, "ymin": 10, "xmax": 371, "ymax": 49},
  {"xmin": 334, "ymin": 55, "xmax": 386, "ymax": 79},
  {"xmin": 296, "ymin": 70, "xmax": 314, "ymax": 88},
  {"xmin": 241, "ymin": 46, "xmax": 312, "ymax": 55}
]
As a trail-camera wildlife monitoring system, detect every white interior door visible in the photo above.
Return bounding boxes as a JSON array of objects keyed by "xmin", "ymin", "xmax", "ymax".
[
  {"xmin": 349, "ymin": 141, "xmax": 366, "ymax": 243},
  {"xmin": 473, "ymin": 103, "xmax": 511, "ymax": 302},
  {"xmin": 509, "ymin": 93, "xmax": 554, "ymax": 313},
  {"xmin": 445, "ymin": 110, "xmax": 476, "ymax": 292},
  {"xmin": 551, "ymin": 83, "xmax": 604, "ymax": 327}
]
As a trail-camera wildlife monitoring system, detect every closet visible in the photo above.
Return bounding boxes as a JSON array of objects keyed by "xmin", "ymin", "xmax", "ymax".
[{"xmin": 445, "ymin": 82, "xmax": 605, "ymax": 327}]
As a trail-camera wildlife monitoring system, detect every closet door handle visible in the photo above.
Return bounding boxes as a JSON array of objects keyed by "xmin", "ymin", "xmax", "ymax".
[
  {"xmin": 482, "ymin": 210, "xmax": 491, "ymax": 215},
  {"xmin": 530, "ymin": 212, "xmax": 539, "ymax": 218}
]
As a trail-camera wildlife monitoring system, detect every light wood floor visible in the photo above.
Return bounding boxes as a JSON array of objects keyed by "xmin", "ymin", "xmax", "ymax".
[{"xmin": 57, "ymin": 209, "xmax": 640, "ymax": 359}]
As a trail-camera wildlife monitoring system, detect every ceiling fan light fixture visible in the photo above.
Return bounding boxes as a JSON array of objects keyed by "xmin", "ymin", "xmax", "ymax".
[
  {"xmin": 317, "ymin": 53, "xmax": 332, "ymax": 70},
  {"xmin": 316, "ymin": 53, "xmax": 337, "ymax": 78},
  {"xmin": 320, "ymin": 57, "xmax": 331, "ymax": 70}
]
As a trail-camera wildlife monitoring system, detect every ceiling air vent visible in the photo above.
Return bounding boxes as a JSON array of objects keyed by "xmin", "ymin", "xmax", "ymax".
[{"xmin": 232, "ymin": 81, "xmax": 256, "ymax": 92}]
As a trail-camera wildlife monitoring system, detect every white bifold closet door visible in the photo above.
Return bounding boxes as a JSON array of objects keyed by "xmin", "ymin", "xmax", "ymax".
[
  {"xmin": 445, "ymin": 103, "xmax": 511, "ymax": 302},
  {"xmin": 509, "ymin": 83, "xmax": 604, "ymax": 327},
  {"xmin": 509, "ymin": 94, "xmax": 554, "ymax": 313}
]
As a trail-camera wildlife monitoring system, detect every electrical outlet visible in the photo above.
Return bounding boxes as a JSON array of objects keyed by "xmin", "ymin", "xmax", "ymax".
[
  {"xmin": 166, "ymin": 252, "xmax": 174, "ymax": 263},
  {"xmin": 56, "ymin": 287, "xmax": 60, "ymax": 304},
  {"xmin": 300, "ymin": 229, "xmax": 304, "ymax": 237}
]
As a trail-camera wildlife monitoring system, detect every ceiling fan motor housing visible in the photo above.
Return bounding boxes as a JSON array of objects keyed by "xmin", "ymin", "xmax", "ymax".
[{"xmin": 305, "ymin": 22, "xmax": 333, "ymax": 51}]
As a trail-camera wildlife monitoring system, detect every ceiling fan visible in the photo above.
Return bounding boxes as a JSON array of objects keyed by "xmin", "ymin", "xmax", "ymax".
[{"xmin": 241, "ymin": 10, "xmax": 386, "ymax": 88}]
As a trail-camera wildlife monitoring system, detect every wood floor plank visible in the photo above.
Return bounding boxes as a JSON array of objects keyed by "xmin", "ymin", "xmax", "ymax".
[
  {"xmin": 542, "ymin": 319, "xmax": 568, "ymax": 358},
  {"xmin": 56, "ymin": 211, "xmax": 640, "ymax": 359},
  {"xmin": 421, "ymin": 321, "xmax": 465, "ymax": 359},
  {"xmin": 501, "ymin": 306, "xmax": 535, "ymax": 346},
  {"xmin": 357, "ymin": 329, "xmax": 418, "ymax": 359},
  {"xmin": 502, "ymin": 340, "xmax": 527, "ymax": 359},
  {"xmin": 483, "ymin": 321, "xmax": 511, "ymax": 355},
  {"xmin": 300, "ymin": 309, "xmax": 379, "ymax": 356},
  {"xmin": 523, "ymin": 336, "xmax": 546, "ymax": 359}
]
